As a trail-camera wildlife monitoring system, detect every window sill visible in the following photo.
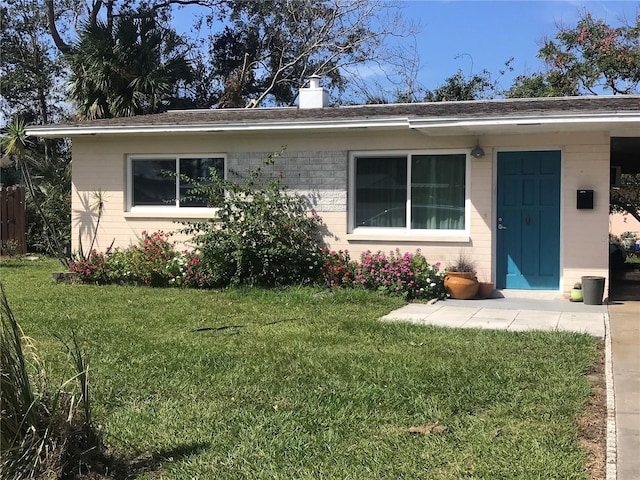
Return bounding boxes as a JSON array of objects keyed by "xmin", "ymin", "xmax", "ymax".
[
  {"xmin": 124, "ymin": 209, "xmax": 219, "ymax": 220},
  {"xmin": 346, "ymin": 233, "xmax": 470, "ymax": 243}
]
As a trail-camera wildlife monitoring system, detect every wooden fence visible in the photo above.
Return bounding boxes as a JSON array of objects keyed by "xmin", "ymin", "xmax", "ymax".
[{"xmin": 0, "ymin": 186, "xmax": 27, "ymax": 255}]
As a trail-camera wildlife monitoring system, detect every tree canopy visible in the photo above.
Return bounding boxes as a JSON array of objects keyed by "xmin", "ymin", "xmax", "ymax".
[
  {"xmin": 508, "ymin": 10, "xmax": 640, "ymax": 223},
  {"xmin": 68, "ymin": 15, "xmax": 192, "ymax": 118},
  {"xmin": 538, "ymin": 12, "xmax": 640, "ymax": 95},
  {"xmin": 36, "ymin": 0, "xmax": 417, "ymax": 114},
  {"xmin": 1, "ymin": 1, "xmax": 67, "ymax": 125},
  {"xmin": 506, "ymin": 11, "xmax": 640, "ymax": 97},
  {"xmin": 612, "ymin": 174, "xmax": 640, "ymax": 224}
]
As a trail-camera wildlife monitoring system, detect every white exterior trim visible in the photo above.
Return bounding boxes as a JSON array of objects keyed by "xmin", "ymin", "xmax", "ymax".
[
  {"xmin": 126, "ymin": 153, "xmax": 226, "ymax": 213},
  {"xmin": 26, "ymin": 112, "xmax": 640, "ymax": 138},
  {"xmin": 409, "ymin": 112, "xmax": 640, "ymax": 129},
  {"xmin": 348, "ymin": 149, "xmax": 472, "ymax": 240},
  {"xmin": 27, "ymin": 118, "xmax": 411, "ymax": 137}
]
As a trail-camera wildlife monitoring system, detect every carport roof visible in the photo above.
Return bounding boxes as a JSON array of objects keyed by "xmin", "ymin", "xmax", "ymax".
[{"xmin": 26, "ymin": 95, "xmax": 640, "ymax": 137}]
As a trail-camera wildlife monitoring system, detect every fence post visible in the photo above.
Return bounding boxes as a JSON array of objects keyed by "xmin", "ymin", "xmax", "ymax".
[{"xmin": 0, "ymin": 186, "xmax": 27, "ymax": 255}]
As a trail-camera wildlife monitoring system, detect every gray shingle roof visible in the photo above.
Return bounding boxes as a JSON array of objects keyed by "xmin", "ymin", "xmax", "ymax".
[{"xmin": 26, "ymin": 95, "xmax": 640, "ymax": 134}]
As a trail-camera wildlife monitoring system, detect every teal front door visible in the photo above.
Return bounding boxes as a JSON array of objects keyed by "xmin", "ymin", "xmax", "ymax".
[{"xmin": 496, "ymin": 151, "xmax": 561, "ymax": 290}]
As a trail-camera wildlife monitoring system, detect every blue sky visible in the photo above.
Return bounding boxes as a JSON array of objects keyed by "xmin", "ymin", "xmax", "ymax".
[
  {"xmin": 407, "ymin": 0, "xmax": 639, "ymax": 91},
  {"xmin": 171, "ymin": 0, "xmax": 638, "ymax": 97}
]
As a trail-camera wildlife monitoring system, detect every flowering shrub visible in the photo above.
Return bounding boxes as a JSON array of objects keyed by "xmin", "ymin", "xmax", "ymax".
[
  {"xmin": 71, "ymin": 231, "xmax": 185, "ymax": 287},
  {"xmin": 356, "ymin": 249, "xmax": 446, "ymax": 300},
  {"xmin": 180, "ymin": 152, "xmax": 324, "ymax": 287},
  {"xmin": 319, "ymin": 248, "xmax": 446, "ymax": 301},
  {"xmin": 408, "ymin": 252, "xmax": 448, "ymax": 300},
  {"xmin": 178, "ymin": 253, "xmax": 218, "ymax": 289},
  {"xmin": 71, "ymin": 238, "xmax": 446, "ymax": 300},
  {"xmin": 70, "ymin": 249, "xmax": 115, "ymax": 284},
  {"xmin": 124, "ymin": 231, "xmax": 181, "ymax": 286},
  {"xmin": 321, "ymin": 249, "xmax": 357, "ymax": 288}
]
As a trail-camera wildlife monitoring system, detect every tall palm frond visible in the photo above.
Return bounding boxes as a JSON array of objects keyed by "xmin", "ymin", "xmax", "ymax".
[{"xmin": 68, "ymin": 15, "xmax": 191, "ymax": 119}]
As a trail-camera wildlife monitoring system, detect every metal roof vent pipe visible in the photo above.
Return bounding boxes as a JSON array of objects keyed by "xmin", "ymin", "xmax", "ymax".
[{"xmin": 299, "ymin": 75, "xmax": 329, "ymax": 109}]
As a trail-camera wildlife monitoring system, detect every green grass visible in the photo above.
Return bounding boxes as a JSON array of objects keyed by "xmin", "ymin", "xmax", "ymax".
[{"xmin": 1, "ymin": 257, "xmax": 599, "ymax": 479}]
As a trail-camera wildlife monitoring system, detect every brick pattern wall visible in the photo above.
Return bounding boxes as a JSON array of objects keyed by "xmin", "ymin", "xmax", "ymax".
[{"xmin": 227, "ymin": 151, "xmax": 347, "ymax": 212}]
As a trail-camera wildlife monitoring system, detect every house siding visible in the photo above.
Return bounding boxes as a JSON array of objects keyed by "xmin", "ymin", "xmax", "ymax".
[
  {"xmin": 562, "ymin": 137, "xmax": 611, "ymax": 293},
  {"xmin": 71, "ymin": 129, "xmax": 611, "ymax": 295}
]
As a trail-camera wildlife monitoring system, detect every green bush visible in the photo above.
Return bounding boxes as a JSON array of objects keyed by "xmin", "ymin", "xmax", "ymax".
[{"xmin": 181, "ymin": 152, "xmax": 324, "ymax": 287}]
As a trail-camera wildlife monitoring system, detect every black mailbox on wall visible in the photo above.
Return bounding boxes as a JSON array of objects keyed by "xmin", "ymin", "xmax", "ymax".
[{"xmin": 577, "ymin": 189, "xmax": 594, "ymax": 209}]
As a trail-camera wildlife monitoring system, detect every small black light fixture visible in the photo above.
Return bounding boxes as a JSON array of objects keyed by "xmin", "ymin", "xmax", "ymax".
[{"xmin": 471, "ymin": 141, "xmax": 485, "ymax": 159}]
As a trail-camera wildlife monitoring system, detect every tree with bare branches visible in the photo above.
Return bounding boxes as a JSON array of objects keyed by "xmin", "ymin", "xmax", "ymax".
[
  {"xmin": 42, "ymin": 0, "xmax": 417, "ymax": 110},
  {"xmin": 210, "ymin": 0, "xmax": 416, "ymax": 107}
]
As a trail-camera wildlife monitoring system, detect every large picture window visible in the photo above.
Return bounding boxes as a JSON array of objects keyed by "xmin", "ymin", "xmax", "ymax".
[
  {"xmin": 129, "ymin": 156, "xmax": 225, "ymax": 210},
  {"xmin": 351, "ymin": 152, "xmax": 467, "ymax": 233}
]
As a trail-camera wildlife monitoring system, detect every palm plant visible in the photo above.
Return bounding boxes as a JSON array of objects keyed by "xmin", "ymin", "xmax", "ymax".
[
  {"xmin": 0, "ymin": 118, "xmax": 69, "ymax": 267},
  {"xmin": 68, "ymin": 15, "xmax": 192, "ymax": 119}
]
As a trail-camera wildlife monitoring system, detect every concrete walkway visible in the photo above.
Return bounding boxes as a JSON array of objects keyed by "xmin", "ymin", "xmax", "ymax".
[
  {"xmin": 381, "ymin": 295, "xmax": 607, "ymax": 336},
  {"xmin": 381, "ymin": 295, "xmax": 639, "ymax": 479},
  {"xmin": 608, "ymin": 301, "xmax": 640, "ymax": 480}
]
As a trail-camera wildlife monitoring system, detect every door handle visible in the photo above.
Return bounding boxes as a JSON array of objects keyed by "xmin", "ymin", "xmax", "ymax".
[{"xmin": 498, "ymin": 224, "xmax": 507, "ymax": 230}]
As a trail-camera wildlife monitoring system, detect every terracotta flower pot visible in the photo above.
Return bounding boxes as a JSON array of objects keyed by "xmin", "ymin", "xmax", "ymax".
[
  {"xmin": 478, "ymin": 281, "xmax": 495, "ymax": 299},
  {"xmin": 444, "ymin": 271, "xmax": 479, "ymax": 299}
]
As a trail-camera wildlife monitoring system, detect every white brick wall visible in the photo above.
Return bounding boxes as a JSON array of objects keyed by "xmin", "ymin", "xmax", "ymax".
[{"xmin": 228, "ymin": 151, "xmax": 348, "ymax": 212}]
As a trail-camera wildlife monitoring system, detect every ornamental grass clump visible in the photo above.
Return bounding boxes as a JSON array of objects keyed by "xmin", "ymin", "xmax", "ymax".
[{"xmin": 0, "ymin": 283, "xmax": 105, "ymax": 479}]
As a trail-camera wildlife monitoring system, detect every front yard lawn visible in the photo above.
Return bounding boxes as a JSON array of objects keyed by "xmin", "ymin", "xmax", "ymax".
[{"xmin": 2, "ymin": 258, "xmax": 601, "ymax": 479}]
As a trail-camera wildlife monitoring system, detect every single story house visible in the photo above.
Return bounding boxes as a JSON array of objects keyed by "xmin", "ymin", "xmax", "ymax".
[{"xmin": 27, "ymin": 81, "xmax": 640, "ymax": 296}]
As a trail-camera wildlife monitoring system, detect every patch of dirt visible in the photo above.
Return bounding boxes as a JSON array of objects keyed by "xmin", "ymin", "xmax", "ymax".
[
  {"xmin": 406, "ymin": 423, "xmax": 449, "ymax": 435},
  {"xmin": 576, "ymin": 340, "xmax": 607, "ymax": 480}
]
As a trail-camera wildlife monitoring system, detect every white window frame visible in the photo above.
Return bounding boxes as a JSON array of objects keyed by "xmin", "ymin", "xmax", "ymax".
[
  {"xmin": 348, "ymin": 149, "xmax": 471, "ymax": 237},
  {"xmin": 127, "ymin": 154, "xmax": 226, "ymax": 213}
]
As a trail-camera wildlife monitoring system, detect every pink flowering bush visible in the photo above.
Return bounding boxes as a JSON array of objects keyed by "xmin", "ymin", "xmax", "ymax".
[
  {"xmin": 321, "ymin": 249, "xmax": 357, "ymax": 288},
  {"xmin": 178, "ymin": 253, "xmax": 218, "ymax": 289},
  {"xmin": 70, "ymin": 231, "xmax": 227, "ymax": 288},
  {"xmin": 122, "ymin": 231, "xmax": 182, "ymax": 286},
  {"xmin": 70, "ymin": 249, "xmax": 115, "ymax": 284},
  {"xmin": 71, "ymin": 231, "xmax": 183, "ymax": 287},
  {"xmin": 322, "ymin": 248, "xmax": 446, "ymax": 300}
]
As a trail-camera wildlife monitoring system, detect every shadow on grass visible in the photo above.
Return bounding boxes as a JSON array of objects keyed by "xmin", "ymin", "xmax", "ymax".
[{"xmin": 77, "ymin": 441, "xmax": 211, "ymax": 479}]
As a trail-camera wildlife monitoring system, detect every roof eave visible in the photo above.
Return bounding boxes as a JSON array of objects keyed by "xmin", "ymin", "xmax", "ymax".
[
  {"xmin": 25, "ymin": 117, "xmax": 411, "ymax": 138},
  {"xmin": 25, "ymin": 112, "xmax": 640, "ymax": 138},
  {"xmin": 411, "ymin": 112, "xmax": 640, "ymax": 128}
]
